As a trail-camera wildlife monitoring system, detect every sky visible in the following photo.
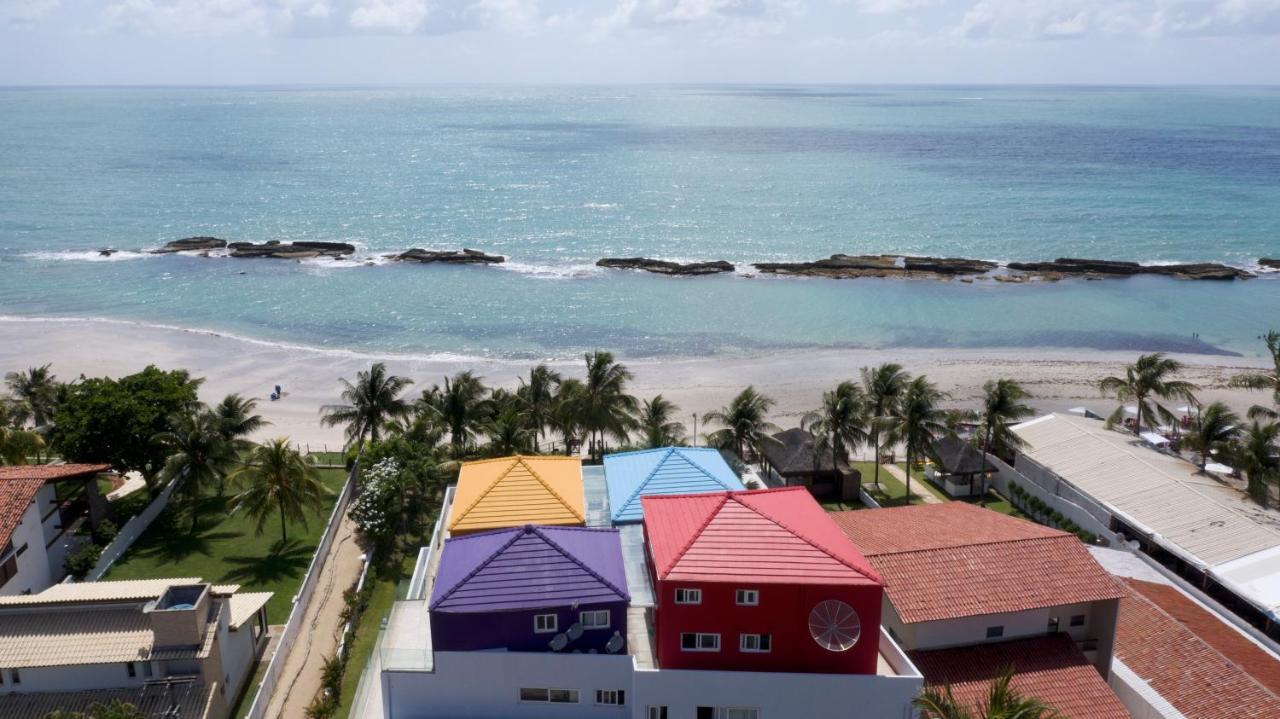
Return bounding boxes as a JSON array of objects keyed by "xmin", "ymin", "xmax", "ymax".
[{"xmin": 1, "ymin": 0, "xmax": 1279, "ymax": 85}]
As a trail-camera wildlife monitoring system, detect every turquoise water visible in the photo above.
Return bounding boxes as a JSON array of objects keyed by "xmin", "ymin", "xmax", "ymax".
[{"xmin": 1, "ymin": 86, "xmax": 1278, "ymax": 359}]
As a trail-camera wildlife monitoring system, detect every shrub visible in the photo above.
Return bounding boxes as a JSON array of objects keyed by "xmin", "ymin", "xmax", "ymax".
[
  {"xmin": 305, "ymin": 694, "xmax": 337, "ymax": 719},
  {"xmin": 92, "ymin": 518, "xmax": 119, "ymax": 546},
  {"xmin": 65, "ymin": 543, "xmax": 102, "ymax": 580},
  {"xmin": 320, "ymin": 654, "xmax": 345, "ymax": 696}
]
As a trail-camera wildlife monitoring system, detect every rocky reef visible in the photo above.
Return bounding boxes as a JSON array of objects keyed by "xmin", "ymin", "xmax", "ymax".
[
  {"xmin": 226, "ymin": 241, "xmax": 355, "ymax": 259},
  {"xmin": 392, "ymin": 248, "xmax": 506, "ymax": 264},
  {"xmin": 1005, "ymin": 258, "xmax": 1251, "ymax": 281},
  {"xmin": 753, "ymin": 254, "xmax": 998, "ymax": 279},
  {"xmin": 152, "ymin": 237, "xmax": 228, "ymax": 253},
  {"xmin": 596, "ymin": 257, "xmax": 735, "ymax": 275},
  {"xmin": 1260, "ymin": 258, "xmax": 1280, "ymax": 270}
]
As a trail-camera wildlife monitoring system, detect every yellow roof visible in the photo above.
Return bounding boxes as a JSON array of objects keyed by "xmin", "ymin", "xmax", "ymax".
[{"xmin": 447, "ymin": 456, "xmax": 585, "ymax": 535}]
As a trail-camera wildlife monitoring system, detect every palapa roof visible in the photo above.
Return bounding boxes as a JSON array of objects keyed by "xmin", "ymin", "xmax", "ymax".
[
  {"xmin": 604, "ymin": 447, "xmax": 744, "ymax": 524},
  {"xmin": 430, "ymin": 524, "xmax": 629, "ymax": 612},
  {"xmin": 643, "ymin": 487, "xmax": 881, "ymax": 586},
  {"xmin": 931, "ymin": 435, "xmax": 996, "ymax": 476},
  {"xmin": 909, "ymin": 635, "xmax": 1130, "ymax": 719},
  {"xmin": 832, "ymin": 503, "xmax": 1123, "ymax": 624},
  {"xmin": 762, "ymin": 427, "xmax": 838, "ymax": 475},
  {"xmin": 447, "ymin": 455, "xmax": 585, "ymax": 535}
]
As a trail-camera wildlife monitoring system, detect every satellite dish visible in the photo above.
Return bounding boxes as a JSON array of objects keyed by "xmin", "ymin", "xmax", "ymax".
[{"xmin": 808, "ymin": 600, "xmax": 861, "ymax": 652}]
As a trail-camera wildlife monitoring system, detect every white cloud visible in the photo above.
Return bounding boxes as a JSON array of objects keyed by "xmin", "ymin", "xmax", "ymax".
[
  {"xmin": 1, "ymin": 0, "xmax": 61, "ymax": 24},
  {"xmin": 852, "ymin": 0, "xmax": 940, "ymax": 15},
  {"xmin": 955, "ymin": 0, "xmax": 1280, "ymax": 40},
  {"xmin": 348, "ymin": 0, "xmax": 427, "ymax": 31},
  {"xmin": 593, "ymin": 0, "xmax": 800, "ymax": 38}
]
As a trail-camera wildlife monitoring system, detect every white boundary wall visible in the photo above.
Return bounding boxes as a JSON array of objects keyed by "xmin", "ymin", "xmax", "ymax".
[{"xmin": 88, "ymin": 475, "xmax": 181, "ymax": 581}]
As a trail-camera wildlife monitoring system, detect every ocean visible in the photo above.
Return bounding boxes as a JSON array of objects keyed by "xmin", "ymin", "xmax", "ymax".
[{"xmin": 1, "ymin": 85, "xmax": 1278, "ymax": 360}]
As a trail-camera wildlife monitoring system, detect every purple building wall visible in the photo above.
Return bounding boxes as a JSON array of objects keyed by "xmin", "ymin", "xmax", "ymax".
[{"xmin": 430, "ymin": 600, "xmax": 629, "ymax": 653}]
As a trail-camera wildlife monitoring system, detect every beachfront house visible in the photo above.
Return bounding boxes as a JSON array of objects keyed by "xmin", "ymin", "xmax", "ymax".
[
  {"xmin": 445, "ymin": 456, "xmax": 586, "ymax": 536},
  {"xmin": 1, "ymin": 463, "xmax": 112, "ymax": 596},
  {"xmin": 926, "ymin": 435, "xmax": 997, "ymax": 498},
  {"xmin": 0, "ymin": 578, "xmax": 271, "ymax": 719},
  {"xmin": 761, "ymin": 428, "xmax": 861, "ymax": 501},
  {"xmin": 603, "ymin": 447, "xmax": 744, "ymax": 525}
]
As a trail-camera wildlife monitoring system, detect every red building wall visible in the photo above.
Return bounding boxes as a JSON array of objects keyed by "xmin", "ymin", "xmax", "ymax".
[{"xmin": 652, "ymin": 578, "xmax": 882, "ymax": 674}]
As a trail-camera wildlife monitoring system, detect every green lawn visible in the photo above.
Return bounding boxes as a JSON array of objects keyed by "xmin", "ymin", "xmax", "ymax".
[
  {"xmin": 857, "ymin": 462, "xmax": 927, "ymax": 507},
  {"xmin": 104, "ymin": 467, "xmax": 348, "ymax": 623},
  {"xmin": 897, "ymin": 462, "xmax": 950, "ymax": 502}
]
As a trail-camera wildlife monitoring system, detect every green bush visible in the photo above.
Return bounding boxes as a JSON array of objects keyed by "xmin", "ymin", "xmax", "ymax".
[
  {"xmin": 65, "ymin": 543, "xmax": 102, "ymax": 580},
  {"xmin": 92, "ymin": 519, "xmax": 119, "ymax": 546}
]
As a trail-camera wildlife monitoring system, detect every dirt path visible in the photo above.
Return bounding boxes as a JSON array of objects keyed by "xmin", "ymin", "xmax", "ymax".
[
  {"xmin": 261, "ymin": 514, "xmax": 365, "ymax": 719},
  {"xmin": 882, "ymin": 463, "xmax": 944, "ymax": 505}
]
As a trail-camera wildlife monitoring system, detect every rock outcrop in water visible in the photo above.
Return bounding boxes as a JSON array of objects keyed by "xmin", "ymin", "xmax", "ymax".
[
  {"xmin": 596, "ymin": 257, "xmax": 735, "ymax": 276},
  {"xmin": 753, "ymin": 254, "xmax": 997, "ymax": 279},
  {"xmin": 152, "ymin": 237, "xmax": 228, "ymax": 253},
  {"xmin": 1006, "ymin": 258, "xmax": 1251, "ymax": 281},
  {"xmin": 228, "ymin": 241, "xmax": 356, "ymax": 259},
  {"xmin": 1260, "ymin": 258, "xmax": 1280, "ymax": 270},
  {"xmin": 393, "ymin": 248, "xmax": 505, "ymax": 264}
]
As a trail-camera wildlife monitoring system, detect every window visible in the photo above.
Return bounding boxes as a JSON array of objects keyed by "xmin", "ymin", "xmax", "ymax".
[
  {"xmin": 1047, "ymin": 617, "xmax": 1060, "ymax": 633},
  {"xmin": 675, "ymin": 588, "xmax": 702, "ymax": 605},
  {"xmin": 680, "ymin": 632, "xmax": 721, "ymax": 652},
  {"xmin": 10, "ymin": 669, "xmax": 19, "ymax": 685},
  {"xmin": 735, "ymin": 589, "xmax": 759, "ymax": 606},
  {"xmin": 127, "ymin": 662, "xmax": 137, "ymax": 678},
  {"xmin": 739, "ymin": 633, "xmax": 771, "ymax": 653},
  {"xmin": 986, "ymin": 626, "xmax": 1004, "ymax": 639},
  {"xmin": 697, "ymin": 708, "xmax": 759, "ymax": 719},
  {"xmin": 648, "ymin": 707, "xmax": 669, "ymax": 719},
  {"xmin": 1070, "ymin": 614, "xmax": 1086, "ymax": 627},
  {"xmin": 595, "ymin": 689, "xmax": 626, "ymax": 706},
  {"xmin": 581, "ymin": 609, "xmax": 610, "ymax": 629},
  {"xmin": 142, "ymin": 662, "xmax": 153, "ymax": 678},
  {"xmin": 0, "ymin": 555, "xmax": 17, "ymax": 589},
  {"xmin": 519, "ymin": 688, "xmax": 578, "ymax": 704},
  {"xmin": 533, "ymin": 613, "xmax": 558, "ymax": 633}
]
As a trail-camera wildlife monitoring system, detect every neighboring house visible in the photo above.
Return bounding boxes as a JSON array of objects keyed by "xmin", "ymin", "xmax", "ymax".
[
  {"xmin": 832, "ymin": 502, "xmax": 1130, "ymax": 719},
  {"xmin": 0, "ymin": 463, "xmax": 111, "ymax": 596},
  {"xmin": 446, "ymin": 456, "xmax": 586, "ymax": 536},
  {"xmin": 1011, "ymin": 412, "xmax": 1280, "ymax": 641},
  {"xmin": 761, "ymin": 428, "xmax": 860, "ymax": 501},
  {"xmin": 643, "ymin": 487, "xmax": 884, "ymax": 674},
  {"xmin": 429, "ymin": 525, "xmax": 630, "ymax": 654},
  {"xmin": 603, "ymin": 447, "xmax": 744, "ymax": 525},
  {"xmin": 0, "ymin": 578, "xmax": 271, "ymax": 719},
  {"xmin": 926, "ymin": 435, "xmax": 996, "ymax": 498}
]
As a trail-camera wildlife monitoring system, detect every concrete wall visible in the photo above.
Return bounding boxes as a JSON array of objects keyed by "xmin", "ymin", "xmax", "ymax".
[
  {"xmin": 0, "ymin": 501, "xmax": 53, "ymax": 596},
  {"xmin": 89, "ymin": 475, "xmax": 181, "ymax": 580},
  {"xmin": 988, "ymin": 455, "xmax": 1118, "ymax": 544},
  {"xmin": 8, "ymin": 661, "xmax": 144, "ymax": 692}
]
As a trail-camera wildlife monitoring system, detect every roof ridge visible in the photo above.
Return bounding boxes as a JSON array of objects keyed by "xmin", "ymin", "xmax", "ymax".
[
  {"xmin": 520, "ymin": 457, "xmax": 585, "ymax": 523},
  {"xmin": 430, "ymin": 526, "xmax": 526, "ymax": 609},
  {"xmin": 615, "ymin": 447, "xmax": 680, "ymax": 520},
  {"xmin": 531, "ymin": 525, "xmax": 629, "ymax": 602},
  {"xmin": 448, "ymin": 457, "xmax": 521, "ymax": 530},
  {"xmin": 864, "ymin": 532, "xmax": 1074, "ymax": 557},
  {"xmin": 661, "ymin": 493, "xmax": 732, "ymax": 577},
  {"xmin": 733, "ymin": 493, "xmax": 883, "ymax": 584}
]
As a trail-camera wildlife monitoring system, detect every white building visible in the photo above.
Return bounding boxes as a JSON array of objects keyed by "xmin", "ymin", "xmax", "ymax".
[
  {"xmin": 0, "ymin": 577, "xmax": 271, "ymax": 719},
  {"xmin": 1, "ymin": 464, "xmax": 112, "ymax": 596}
]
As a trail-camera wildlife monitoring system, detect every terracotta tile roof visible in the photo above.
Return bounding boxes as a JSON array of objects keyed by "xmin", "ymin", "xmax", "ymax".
[
  {"xmin": 1116, "ymin": 579, "xmax": 1280, "ymax": 718},
  {"xmin": 833, "ymin": 504, "xmax": 1123, "ymax": 623},
  {"xmin": 643, "ymin": 487, "xmax": 882, "ymax": 585},
  {"xmin": 909, "ymin": 635, "xmax": 1130, "ymax": 719},
  {"xmin": 0, "ymin": 476, "xmax": 44, "ymax": 549},
  {"xmin": 448, "ymin": 456, "xmax": 585, "ymax": 535},
  {"xmin": 0, "ymin": 463, "xmax": 111, "ymax": 481}
]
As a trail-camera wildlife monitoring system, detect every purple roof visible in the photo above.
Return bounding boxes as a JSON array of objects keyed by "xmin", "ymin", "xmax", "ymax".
[{"xmin": 430, "ymin": 525, "xmax": 630, "ymax": 612}]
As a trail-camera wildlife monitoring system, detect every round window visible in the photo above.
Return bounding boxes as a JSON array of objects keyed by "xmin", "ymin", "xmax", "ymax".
[{"xmin": 808, "ymin": 599, "xmax": 861, "ymax": 652}]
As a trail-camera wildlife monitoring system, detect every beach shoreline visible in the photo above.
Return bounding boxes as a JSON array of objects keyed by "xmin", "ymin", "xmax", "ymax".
[{"xmin": 1, "ymin": 317, "xmax": 1271, "ymax": 449}]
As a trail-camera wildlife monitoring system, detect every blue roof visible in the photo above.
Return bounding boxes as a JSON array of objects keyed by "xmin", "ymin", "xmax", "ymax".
[
  {"xmin": 429, "ymin": 525, "xmax": 629, "ymax": 613},
  {"xmin": 603, "ymin": 447, "xmax": 745, "ymax": 524}
]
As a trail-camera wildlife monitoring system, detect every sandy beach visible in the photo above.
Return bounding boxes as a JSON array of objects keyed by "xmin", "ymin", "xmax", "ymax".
[{"xmin": 0, "ymin": 317, "xmax": 1271, "ymax": 450}]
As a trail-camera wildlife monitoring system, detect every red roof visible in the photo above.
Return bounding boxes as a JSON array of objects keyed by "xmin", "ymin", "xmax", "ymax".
[
  {"xmin": 0, "ymin": 464, "xmax": 111, "ymax": 482},
  {"xmin": 909, "ymin": 635, "xmax": 1130, "ymax": 719},
  {"xmin": 642, "ymin": 487, "xmax": 881, "ymax": 585},
  {"xmin": 1115, "ymin": 579, "xmax": 1280, "ymax": 718},
  {"xmin": 0, "ymin": 477, "xmax": 45, "ymax": 549},
  {"xmin": 832, "ymin": 503, "xmax": 1123, "ymax": 623}
]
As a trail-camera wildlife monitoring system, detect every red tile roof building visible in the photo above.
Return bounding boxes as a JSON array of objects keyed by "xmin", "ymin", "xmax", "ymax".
[
  {"xmin": 0, "ymin": 464, "xmax": 112, "ymax": 482},
  {"xmin": 1116, "ymin": 578, "xmax": 1280, "ymax": 719},
  {"xmin": 909, "ymin": 635, "xmax": 1131, "ymax": 719},
  {"xmin": 642, "ymin": 488, "xmax": 884, "ymax": 674}
]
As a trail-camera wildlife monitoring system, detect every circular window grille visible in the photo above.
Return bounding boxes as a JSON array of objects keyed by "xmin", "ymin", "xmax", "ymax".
[{"xmin": 808, "ymin": 600, "xmax": 861, "ymax": 652}]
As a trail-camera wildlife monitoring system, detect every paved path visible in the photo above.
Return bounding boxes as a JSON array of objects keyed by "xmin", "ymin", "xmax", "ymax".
[{"xmin": 261, "ymin": 514, "xmax": 365, "ymax": 719}]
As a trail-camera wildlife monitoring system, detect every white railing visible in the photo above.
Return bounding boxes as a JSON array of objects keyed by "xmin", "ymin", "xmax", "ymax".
[
  {"xmin": 242, "ymin": 451, "xmax": 362, "ymax": 719},
  {"xmin": 88, "ymin": 475, "xmax": 181, "ymax": 581}
]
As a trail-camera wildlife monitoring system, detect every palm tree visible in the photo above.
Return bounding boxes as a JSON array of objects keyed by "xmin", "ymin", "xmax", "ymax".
[
  {"xmin": 883, "ymin": 376, "xmax": 949, "ymax": 506},
  {"xmin": 580, "ymin": 351, "xmax": 638, "ymax": 460},
  {"xmin": 704, "ymin": 386, "xmax": 779, "ymax": 471},
  {"xmin": 1229, "ymin": 330, "xmax": 1280, "ymax": 420},
  {"xmin": 518, "ymin": 364, "xmax": 562, "ymax": 446},
  {"xmin": 0, "ymin": 426, "xmax": 45, "ymax": 465},
  {"xmin": 862, "ymin": 363, "xmax": 911, "ymax": 490},
  {"xmin": 802, "ymin": 382, "xmax": 869, "ymax": 478},
  {"xmin": 978, "ymin": 379, "xmax": 1035, "ymax": 457},
  {"xmin": 155, "ymin": 409, "xmax": 238, "ymax": 528},
  {"xmin": 214, "ymin": 394, "xmax": 267, "ymax": 451},
  {"xmin": 1099, "ymin": 353, "xmax": 1198, "ymax": 438},
  {"xmin": 4, "ymin": 364, "xmax": 59, "ymax": 428},
  {"xmin": 1230, "ymin": 420, "xmax": 1280, "ymax": 507},
  {"xmin": 484, "ymin": 406, "xmax": 536, "ymax": 456},
  {"xmin": 230, "ymin": 438, "xmax": 331, "ymax": 543},
  {"xmin": 637, "ymin": 395, "xmax": 685, "ymax": 448},
  {"xmin": 915, "ymin": 667, "xmax": 1062, "ymax": 719},
  {"xmin": 320, "ymin": 363, "xmax": 414, "ymax": 449},
  {"xmin": 425, "ymin": 371, "xmax": 491, "ymax": 452},
  {"xmin": 547, "ymin": 378, "xmax": 586, "ymax": 455},
  {"xmin": 1183, "ymin": 402, "xmax": 1240, "ymax": 473}
]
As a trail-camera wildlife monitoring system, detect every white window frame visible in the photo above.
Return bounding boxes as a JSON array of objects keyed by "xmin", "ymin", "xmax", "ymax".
[
  {"xmin": 675, "ymin": 588, "xmax": 702, "ymax": 605},
  {"xmin": 595, "ymin": 689, "xmax": 626, "ymax": 706},
  {"xmin": 680, "ymin": 632, "xmax": 721, "ymax": 652},
  {"xmin": 581, "ymin": 609, "xmax": 610, "ymax": 629},
  {"xmin": 718, "ymin": 709, "xmax": 759, "ymax": 719},
  {"xmin": 534, "ymin": 613, "xmax": 558, "ymax": 634},
  {"xmin": 735, "ymin": 589, "xmax": 759, "ymax": 606},
  {"xmin": 647, "ymin": 707, "xmax": 668, "ymax": 719},
  {"xmin": 739, "ymin": 633, "xmax": 771, "ymax": 653},
  {"xmin": 519, "ymin": 687, "xmax": 579, "ymax": 704}
]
